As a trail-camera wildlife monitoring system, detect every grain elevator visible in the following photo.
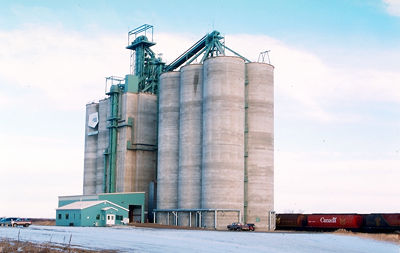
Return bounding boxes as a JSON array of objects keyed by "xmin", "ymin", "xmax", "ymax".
[{"xmin": 82, "ymin": 24, "xmax": 274, "ymax": 230}]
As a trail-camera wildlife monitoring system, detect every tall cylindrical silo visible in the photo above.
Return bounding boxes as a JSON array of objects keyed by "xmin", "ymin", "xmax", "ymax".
[
  {"xmin": 95, "ymin": 98, "xmax": 110, "ymax": 194},
  {"xmin": 83, "ymin": 102, "xmax": 99, "ymax": 195},
  {"xmin": 245, "ymin": 63, "xmax": 274, "ymax": 230},
  {"xmin": 178, "ymin": 64, "xmax": 203, "ymax": 226},
  {"xmin": 202, "ymin": 56, "xmax": 245, "ymax": 229},
  {"xmin": 134, "ymin": 93, "xmax": 158, "ymax": 193},
  {"xmin": 157, "ymin": 72, "xmax": 180, "ymax": 224}
]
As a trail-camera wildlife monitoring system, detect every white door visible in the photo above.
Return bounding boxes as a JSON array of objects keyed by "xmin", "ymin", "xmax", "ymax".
[{"xmin": 106, "ymin": 214, "xmax": 115, "ymax": 226}]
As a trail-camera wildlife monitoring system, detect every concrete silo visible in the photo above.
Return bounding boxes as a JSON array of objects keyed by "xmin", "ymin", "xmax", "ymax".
[
  {"xmin": 116, "ymin": 91, "xmax": 158, "ymax": 194},
  {"xmin": 95, "ymin": 98, "xmax": 110, "ymax": 194},
  {"xmin": 202, "ymin": 56, "xmax": 245, "ymax": 229},
  {"xmin": 245, "ymin": 63, "xmax": 274, "ymax": 230},
  {"xmin": 81, "ymin": 26, "xmax": 275, "ymax": 228},
  {"xmin": 178, "ymin": 64, "xmax": 203, "ymax": 225},
  {"xmin": 132, "ymin": 93, "xmax": 158, "ymax": 193},
  {"xmin": 157, "ymin": 72, "xmax": 180, "ymax": 224},
  {"xmin": 83, "ymin": 102, "xmax": 99, "ymax": 195}
]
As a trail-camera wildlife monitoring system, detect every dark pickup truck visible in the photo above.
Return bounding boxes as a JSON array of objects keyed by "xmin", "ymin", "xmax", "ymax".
[{"xmin": 227, "ymin": 222, "xmax": 255, "ymax": 231}]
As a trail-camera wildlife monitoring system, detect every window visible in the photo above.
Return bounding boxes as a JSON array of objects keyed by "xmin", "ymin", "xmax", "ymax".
[
  {"xmin": 96, "ymin": 214, "xmax": 100, "ymax": 220},
  {"xmin": 65, "ymin": 213, "xmax": 69, "ymax": 219},
  {"xmin": 116, "ymin": 215, "xmax": 123, "ymax": 221},
  {"xmin": 58, "ymin": 214, "xmax": 62, "ymax": 219}
]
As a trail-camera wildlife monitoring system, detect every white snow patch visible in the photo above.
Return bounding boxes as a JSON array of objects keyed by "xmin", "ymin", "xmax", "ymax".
[{"xmin": 0, "ymin": 225, "xmax": 398, "ymax": 253}]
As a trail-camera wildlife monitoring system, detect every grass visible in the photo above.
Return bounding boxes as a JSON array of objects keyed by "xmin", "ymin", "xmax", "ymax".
[{"xmin": 0, "ymin": 238, "xmax": 118, "ymax": 253}]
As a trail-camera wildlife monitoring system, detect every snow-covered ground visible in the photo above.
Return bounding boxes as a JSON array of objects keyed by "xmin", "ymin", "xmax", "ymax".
[{"xmin": 0, "ymin": 225, "xmax": 398, "ymax": 253}]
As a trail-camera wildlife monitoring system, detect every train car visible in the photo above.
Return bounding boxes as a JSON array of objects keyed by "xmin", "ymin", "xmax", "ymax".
[
  {"xmin": 362, "ymin": 213, "xmax": 400, "ymax": 232},
  {"xmin": 307, "ymin": 214, "xmax": 363, "ymax": 230},
  {"xmin": 276, "ymin": 214, "xmax": 307, "ymax": 230}
]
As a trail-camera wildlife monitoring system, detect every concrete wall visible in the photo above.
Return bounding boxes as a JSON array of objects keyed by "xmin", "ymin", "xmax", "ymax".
[
  {"xmin": 245, "ymin": 63, "xmax": 274, "ymax": 230},
  {"xmin": 116, "ymin": 92, "xmax": 135, "ymax": 192},
  {"xmin": 83, "ymin": 102, "xmax": 99, "ymax": 195},
  {"xmin": 95, "ymin": 98, "xmax": 110, "ymax": 194},
  {"xmin": 202, "ymin": 57, "xmax": 245, "ymax": 229},
  {"xmin": 116, "ymin": 92, "xmax": 157, "ymax": 201},
  {"xmin": 157, "ymin": 72, "xmax": 180, "ymax": 224},
  {"xmin": 133, "ymin": 93, "xmax": 158, "ymax": 194},
  {"xmin": 178, "ymin": 64, "xmax": 203, "ymax": 226}
]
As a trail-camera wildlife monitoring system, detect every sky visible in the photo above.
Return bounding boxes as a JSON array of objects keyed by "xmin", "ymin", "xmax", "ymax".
[{"xmin": 0, "ymin": 0, "xmax": 399, "ymax": 218}]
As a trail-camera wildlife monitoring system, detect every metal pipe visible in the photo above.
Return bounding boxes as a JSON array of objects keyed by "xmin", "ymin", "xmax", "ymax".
[
  {"xmin": 244, "ymin": 68, "xmax": 249, "ymax": 223},
  {"xmin": 103, "ymin": 152, "xmax": 108, "ymax": 193},
  {"xmin": 107, "ymin": 85, "xmax": 120, "ymax": 193},
  {"xmin": 200, "ymin": 45, "xmax": 213, "ymax": 63},
  {"xmin": 223, "ymin": 44, "xmax": 251, "ymax": 63},
  {"xmin": 185, "ymin": 47, "xmax": 207, "ymax": 65},
  {"xmin": 153, "ymin": 208, "xmax": 241, "ymax": 212}
]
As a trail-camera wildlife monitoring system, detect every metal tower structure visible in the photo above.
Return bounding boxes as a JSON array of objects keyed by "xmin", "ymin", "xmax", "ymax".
[
  {"xmin": 165, "ymin": 30, "xmax": 251, "ymax": 72},
  {"xmin": 126, "ymin": 24, "xmax": 164, "ymax": 94},
  {"xmin": 125, "ymin": 24, "xmax": 251, "ymax": 95}
]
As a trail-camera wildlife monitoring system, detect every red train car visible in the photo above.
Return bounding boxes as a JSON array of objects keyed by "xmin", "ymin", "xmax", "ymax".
[
  {"xmin": 307, "ymin": 214, "xmax": 363, "ymax": 229},
  {"xmin": 276, "ymin": 214, "xmax": 307, "ymax": 230},
  {"xmin": 383, "ymin": 214, "xmax": 400, "ymax": 227},
  {"xmin": 363, "ymin": 213, "xmax": 400, "ymax": 232}
]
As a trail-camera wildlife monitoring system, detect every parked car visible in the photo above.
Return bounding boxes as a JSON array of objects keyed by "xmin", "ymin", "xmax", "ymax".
[
  {"xmin": 12, "ymin": 218, "xmax": 32, "ymax": 227},
  {"xmin": 0, "ymin": 217, "xmax": 18, "ymax": 227},
  {"xmin": 227, "ymin": 222, "xmax": 255, "ymax": 231},
  {"xmin": 227, "ymin": 222, "xmax": 241, "ymax": 231},
  {"xmin": 247, "ymin": 223, "xmax": 255, "ymax": 231}
]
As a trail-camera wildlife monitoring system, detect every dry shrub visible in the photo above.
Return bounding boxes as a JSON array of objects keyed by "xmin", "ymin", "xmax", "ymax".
[
  {"xmin": 0, "ymin": 239, "xmax": 117, "ymax": 252},
  {"xmin": 332, "ymin": 229, "xmax": 400, "ymax": 245}
]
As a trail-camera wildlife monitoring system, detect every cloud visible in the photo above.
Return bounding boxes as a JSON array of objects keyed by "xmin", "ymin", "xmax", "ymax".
[
  {"xmin": 0, "ymin": 24, "xmax": 129, "ymax": 111},
  {"xmin": 275, "ymin": 150, "xmax": 400, "ymax": 213},
  {"xmin": 383, "ymin": 0, "xmax": 400, "ymax": 17},
  {"xmin": 0, "ymin": 133, "xmax": 83, "ymax": 217},
  {"xmin": 1, "ymin": 26, "xmax": 399, "ymax": 119},
  {"xmin": 226, "ymin": 33, "xmax": 400, "ymax": 122}
]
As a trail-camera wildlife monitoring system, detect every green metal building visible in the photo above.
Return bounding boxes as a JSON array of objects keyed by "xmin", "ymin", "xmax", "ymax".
[
  {"xmin": 56, "ymin": 200, "xmax": 128, "ymax": 227},
  {"xmin": 57, "ymin": 192, "xmax": 145, "ymax": 226}
]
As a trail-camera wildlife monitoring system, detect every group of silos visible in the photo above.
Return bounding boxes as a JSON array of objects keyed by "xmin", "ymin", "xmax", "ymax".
[
  {"xmin": 83, "ymin": 88, "xmax": 158, "ymax": 195},
  {"xmin": 157, "ymin": 56, "xmax": 274, "ymax": 230},
  {"xmin": 83, "ymin": 99, "xmax": 111, "ymax": 194}
]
